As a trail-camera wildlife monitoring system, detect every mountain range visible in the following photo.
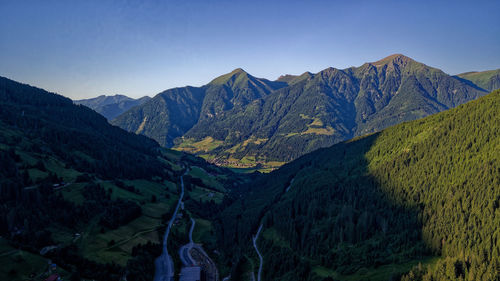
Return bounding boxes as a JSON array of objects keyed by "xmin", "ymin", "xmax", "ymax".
[
  {"xmin": 0, "ymin": 74, "xmax": 498, "ymax": 281},
  {"xmin": 111, "ymin": 54, "xmax": 495, "ymax": 169},
  {"xmin": 75, "ymin": 94, "xmax": 150, "ymax": 120}
]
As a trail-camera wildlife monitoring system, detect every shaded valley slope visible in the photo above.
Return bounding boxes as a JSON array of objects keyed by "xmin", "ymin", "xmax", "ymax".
[{"xmin": 216, "ymin": 90, "xmax": 500, "ymax": 281}]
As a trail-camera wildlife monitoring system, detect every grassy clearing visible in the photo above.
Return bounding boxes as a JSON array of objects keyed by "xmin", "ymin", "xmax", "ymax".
[
  {"xmin": 82, "ymin": 215, "xmax": 163, "ymax": 265},
  {"xmin": 81, "ymin": 180, "xmax": 178, "ymax": 264},
  {"xmin": 0, "ymin": 238, "xmax": 70, "ymax": 281},
  {"xmin": 27, "ymin": 168, "xmax": 48, "ymax": 181},
  {"xmin": 302, "ymin": 126, "xmax": 335, "ymax": 135},
  {"xmin": 60, "ymin": 182, "xmax": 87, "ymax": 204},
  {"xmin": 56, "ymin": 178, "xmax": 180, "ymax": 266},
  {"xmin": 159, "ymin": 149, "xmax": 184, "ymax": 171},
  {"xmin": 44, "ymin": 157, "xmax": 82, "ymax": 181},
  {"xmin": 239, "ymin": 156, "xmax": 257, "ymax": 165},
  {"xmin": 300, "ymin": 113, "xmax": 324, "ymax": 126},
  {"xmin": 189, "ymin": 166, "xmax": 226, "ymax": 192},
  {"xmin": 174, "ymin": 136, "xmax": 224, "ymax": 153},
  {"xmin": 224, "ymin": 142, "xmax": 242, "ymax": 154},
  {"xmin": 25, "ymin": 156, "xmax": 82, "ymax": 183},
  {"xmin": 198, "ymin": 154, "xmax": 216, "ymax": 162},
  {"xmin": 161, "ymin": 148, "xmax": 183, "ymax": 160},
  {"xmin": 285, "ymin": 114, "xmax": 334, "ymax": 136},
  {"xmin": 222, "ymin": 155, "xmax": 284, "ymax": 172},
  {"xmin": 189, "ymin": 166, "xmax": 210, "ymax": 179},
  {"xmin": 458, "ymin": 69, "xmax": 500, "ymax": 90},
  {"xmin": 188, "ymin": 186, "xmax": 224, "ymax": 204},
  {"xmin": 15, "ymin": 142, "xmax": 85, "ymax": 184},
  {"xmin": 242, "ymin": 137, "xmax": 268, "ymax": 147}
]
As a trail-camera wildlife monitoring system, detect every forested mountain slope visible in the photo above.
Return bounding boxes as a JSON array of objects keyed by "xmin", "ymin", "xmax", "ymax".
[
  {"xmin": 0, "ymin": 77, "xmax": 164, "ymax": 179},
  {"xmin": 74, "ymin": 94, "xmax": 151, "ymax": 120},
  {"xmin": 112, "ymin": 55, "xmax": 489, "ymax": 169},
  {"xmin": 111, "ymin": 68, "xmax": 286, "ymax": 148},
  {"xmin": 0, "ymin": 76, "xmax": 239, "ymax": 280},
  {"xmin": 216, "ymin": 90, "xmax": 500, "ymax": 281},
  {"xmin": 111, "ymin": 86, "xmax": 206, "ymax": 147}
]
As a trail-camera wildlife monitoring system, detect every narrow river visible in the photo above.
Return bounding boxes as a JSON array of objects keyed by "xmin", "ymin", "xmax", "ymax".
[{"xmin": 153, "ymin": 171, "xmax": 187, "ymax": 281}]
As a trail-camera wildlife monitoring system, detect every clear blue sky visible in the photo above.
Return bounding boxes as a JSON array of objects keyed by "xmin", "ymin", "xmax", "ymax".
[{"xmin": 1, "ymin": 0, "xmax": 499, "ymax": 99}]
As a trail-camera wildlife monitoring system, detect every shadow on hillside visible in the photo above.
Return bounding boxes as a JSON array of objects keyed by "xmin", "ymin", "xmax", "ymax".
[
  {"xmin": 452, "ymin": 75, "xmax": 489, "ymax": 92},
  {"xmin": 218, "ymin": 133, "xmax": 433, "ymax": 280}
]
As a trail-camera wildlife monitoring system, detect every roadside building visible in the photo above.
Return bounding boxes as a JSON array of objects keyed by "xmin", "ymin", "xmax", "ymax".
[
  {"xmin": 179, "ymin": 266, "xmax": 201, "ymax": 281},
  {"xmin": 45, "ymin": 273, "xmax": 60, "ymax": 281}
]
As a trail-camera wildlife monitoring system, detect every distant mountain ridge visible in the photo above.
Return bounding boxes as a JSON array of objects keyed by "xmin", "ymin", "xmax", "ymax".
[
  {"xmin": 456, "ymin": 69, "xmax": 500, "ymax": 92},
  {"xmin": 112, "ymin": 69, "xmax": 287, "ymax": 147},
  {"xmin": 75, "ymin": 94, "xmax": 150, "ymax": 120},
  {"xmin": 111, "ymin": 54, "xmax": 495, "ymax": 169}
]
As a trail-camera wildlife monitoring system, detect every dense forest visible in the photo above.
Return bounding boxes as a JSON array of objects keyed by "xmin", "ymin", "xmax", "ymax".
[
  {"xmin": 0, "ymin": 76, "xmax": 169, "ymax": 180},
  {"xmin": 0, "ymin": 76, "xmax": 240, "ymax": 280},
  {"xmin": 216, "ymin": 90, "xmax": 500, "ymax": 280}
]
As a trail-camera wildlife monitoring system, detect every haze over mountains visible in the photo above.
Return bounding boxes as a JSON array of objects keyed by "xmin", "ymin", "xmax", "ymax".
[
  {"xmin": 75, "ymin": 95, "xmax": 151, "ymax": 120},
  {"xmin": 110, "ymin": 54, "xmax": 494, "ymax": 169}
]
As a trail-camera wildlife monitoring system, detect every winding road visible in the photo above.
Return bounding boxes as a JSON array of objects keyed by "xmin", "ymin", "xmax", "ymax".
[
  {"xmin": 179, "ymin": 218, "xmax": 196, "ymax": 266},
  {"xmin": 253, "ymin": 224, "xmax": 264, "ymax": 281},
  {"xmin": 153, "ymin": 170, "xmax": 187, "ymax": 281}
]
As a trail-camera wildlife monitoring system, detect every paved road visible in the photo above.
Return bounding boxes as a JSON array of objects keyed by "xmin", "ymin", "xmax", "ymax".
[
  {"xmin": 190, "ymin": 245, "xmax": 219, "ymax": 281},
  {"xmin": 153, "ymin": 171, "xmax": 187, "ymax": 281},
  {"xmin": 179, "ymin": 214, "xmax": 219, "ymax": 280},
  {"xmin": 285, "ymin": 178, "xmax": 295, "ymax": 192},
  {"xmin": 179, "ymin": 218, "xmax": 196, "ymax": 266},
  {"xmin": 253, "ymin": 224, "xmax": 264, "ymax": 281},
  {"xmin": 188, "ymin": 218, "xmax": 194, "ymax": 243}
]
